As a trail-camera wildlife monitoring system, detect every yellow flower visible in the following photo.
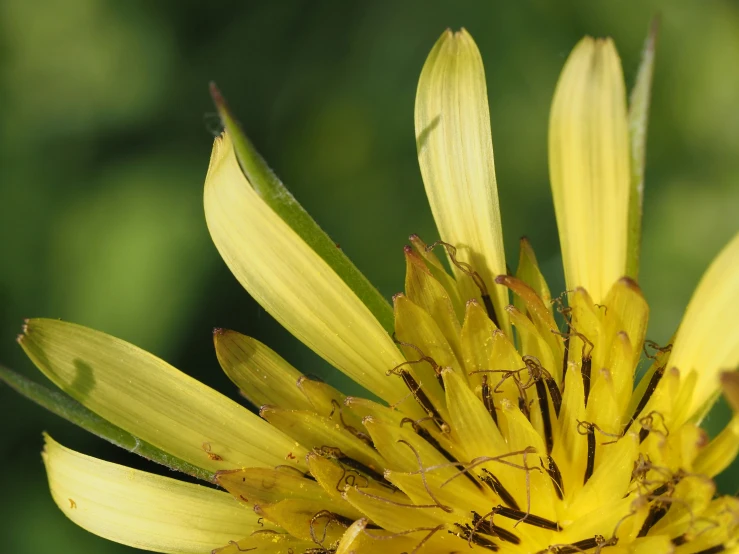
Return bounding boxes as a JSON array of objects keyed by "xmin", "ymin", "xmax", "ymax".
[{"xmin": 9, "ymin": 27, "xmax": 739, "ymax": 554}]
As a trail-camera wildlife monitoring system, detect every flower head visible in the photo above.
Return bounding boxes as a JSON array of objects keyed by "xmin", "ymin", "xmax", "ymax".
[{"xmin": 7, "ymin": 24, "xmax": 739, "ymax": 554}]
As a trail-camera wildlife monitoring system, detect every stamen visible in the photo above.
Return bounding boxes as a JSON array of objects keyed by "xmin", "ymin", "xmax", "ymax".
[
  {"xmin": 387, "ymin": 366, "xmax": 448, "ymax": 432},
  {"xmin": 480, "ymin": 468, "xmax": 520, "ymax": 510},
  {"xmin": 391, "ymin": 336, "xmax": 444, "ymax": 391},
  {"xmin": 636, "ymin": 502, "xmax": 669, "ymax": 537},
  {"xmin": 643, "ymin": 340, "xmax": 672, "ymax": 360},
  {"xmin": 481, "ymin": 375, "xmax": 499, "ymax": 426},
  {"xmin": 637, "ymin": 410, "xmax": 669, "ymax": 445},
  {"xmin": 577, "ymin": 421, "xmax": 596, "ymax": 484},
  {"xmin": 542, "ymin": 456, "xmax": 564, "ymax": 500},
  {"xmin": 471, "ymin": 511, "xmax": 522, "ymax": 544},
  {"xmin": 399, "ymin": 418, "xmax": 483, "ymax": 490},
  {"xmin": 490, "ymin": 505, "xmax": 561, "ymax": 531},
  {"xmin": 449, "ymin": 525, "xmax": 499, "ymax": 551},
  {"xmin": 522, "ymin": 356, "xmax": 559, "ymax": 452},
  {"xmin": 551, "ymin": 329, "xmax": 593, "ymax": 403},
  {"xmin": 551, "ymin": 292, "xmax": 573, "ymax": 389},
  {"xmin": 623, "ymin": 366, "xmax": 665, "ymax": 435},
  {"xmin": 425, "ymin": 241, "xmax": 500, "ymax": 328}
]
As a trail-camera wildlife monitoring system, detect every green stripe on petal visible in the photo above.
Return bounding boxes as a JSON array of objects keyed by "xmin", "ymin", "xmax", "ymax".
[
  {"xmin": 20, "ymin": 318, "xmax": 302, "ymax": 471},
  {"xmin": 0, "ymin": 365, "xmax": 213, "ymax": 481},
  {"xmin": 549, "ymin": 37, "xmax": 630, "ymax": 303},
  {"xmin": 626, "ymin": 18, "xmax": 659, "ymax": 279},
  {"xmin": 210, "ymin": 84, "xmax": 394, "ymax": 333},
  {"xmin": 42, "ymin": 434, "xmax": 260, "ymax": 554},
  {"xmin": 204, "ymin": 132, "xmax": 405, "ymax": 404},
  {"xmin": 415, "ymin": 29, "xmax": 510, "ymax": 336}
]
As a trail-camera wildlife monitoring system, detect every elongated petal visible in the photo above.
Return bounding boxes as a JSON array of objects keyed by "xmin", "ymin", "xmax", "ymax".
[
  {"xmin": 210, "ymin": 84, "xmax": 394, "ymax": 333},
  {"xmin": 204, "ymin": 132, "xmax": 404, "ymax": 403},
  {"xmin": 415, "ymin": 29, "xmax": 509, "ymax": 334},
  {"xmin": 43, "ymin": 435, "xmax": 260, "ymax": 554},
  {"xmin": 214, "ymin": 329, "xmax": 312, "ymax": 411},
  {"xmin": 549, "ymin": 37, "xmax": 630, "ymax": 303},
  {"xmin": 670, "ymin": 233, "xmax": 739, "ymax": 422},
  {"xmin": 0, "ymin": 364, "xmax": 213, "ymax": 481},
  {"xmin": 20, "ymin": 319, "xmax": 300, "ymax": 471}
]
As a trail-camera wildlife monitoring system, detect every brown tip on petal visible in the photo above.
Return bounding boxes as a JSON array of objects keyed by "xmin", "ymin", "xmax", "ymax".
[
  {"xmin": 259, "ymin": 405, "xmax": 277, "ymax": 418},
  {"xmin": 466, "ymin": 298, "xmax": 479, "ymax": 307},
  {"xmin": 618, "ymin": 276, "xmax": 642, "ymax": 291},
  {"xmin": 343, "ymin": 396, "xmax": 354, "ymax": 407},
  {"xmin": 296, "ymin": 375, "xmax": 309, "ymax": 387},
  {"xmin": 696, "ymin": 428, "xmax": 710, "ymax": 448},
  {"xmin": 403, "ymin": 245, "xmax": 413, "ymax": 254},
  {"xmin": 212, "ymin": 327, "xmax": 225, "ymax": 336},
  {"xmin": 392, "ymin": 292, "xmax": 405, "ymax": 302},
  {"xmin": 409, "ymin": 234, "xmax": 419, "ymax": 241},
  {"xmin": 494, "ymin": 275, "xmax": 508, "ymax": 285},
  {"xmin": 362, "ymin": 415, "xmax": 376, "ymax": 425},
  {"xmin": 720, "ymin": 371, "xmax": 739, "ymax": 413},
  {"xmin": 253, "ymin": 504, "xmax": 265, "ymax": 516},
  {"xmin": 209, "ymin": 81, "xmax": 225, "ymax": 109}
]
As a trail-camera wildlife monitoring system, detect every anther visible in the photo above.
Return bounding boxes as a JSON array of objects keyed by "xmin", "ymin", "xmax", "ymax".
[
  {"xmin": 387, "ymin": 365, "xmax": 447, "ymax": 431},
  {"xmin": 491, "ymin": 505, "xmax": 561, "ymax": 531},
  {"xmin": 577, "ymin": 421, "xmax": 596, "ymax": 485},
  {"xmin": 480, "ymin": 468, "xmax": 520, "ymax": 510},
  {"xmin": 542, "ymin": 455, "xmax": 564, "ymax": 500},
  {"xmin": 481, "ymin": 375, "xmax": 499, "ymax": 427},
  {"xmin": 623, "ymin": 366, "xmax": 665, "ymax": 435},
  {"xmin": 470, "ymin": 512, "xmax": 521, "ymax": 544}
]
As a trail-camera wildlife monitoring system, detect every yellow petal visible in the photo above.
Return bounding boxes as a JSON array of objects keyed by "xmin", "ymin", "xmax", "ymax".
[
  {"xmin": 415, "ymin": 29, "xmax": 509, "ymax": 334},
  {"xmin": 404, "ymin": 246, "xmax": 462, "ymax": 360},
  {"xmin": 669, "ymin": 232, "xmax": 739, "ymax": 422},
  {"xmin": 214, "ymin": 534, "xmax": 312, "ymax": 554},
  {"xmin": 215, "ymin": 467, "xmax": 332, "ymax": 506},
  {"xmin": 694, "ymin": 415, "xmax": 739, "ymax": 477},
  {"xmin": 409, "ymin": 234, "xmax": 466, "ymax": 319},
  {"xmin": 214, "ymin": 329, "xmax": 312, "ymax": 411},
  {"xmin": 204, "ymin": 132, "xmax": 404, "ymax": 404},
  {"xmin": 549, "ymin": 37, "xmax": 630, "ymax": 303},
  {"xmin": 515, "ymin": 237, "xmax": 552, "ymax": 306},
  {"xmin": 42, "ymin": 434, "xmax": 259, "ymax": 554},
  {"xmin": 260, "ymin": 407, "xmax": 384, "ymax": 474},
  {"xmin": 21, "ymin": 319, "xmax": 301, "ymax": 471}
]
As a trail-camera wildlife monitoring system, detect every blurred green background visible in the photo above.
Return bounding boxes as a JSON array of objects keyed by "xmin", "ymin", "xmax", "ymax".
[{"xmin": 1, "ymin": 1, "xmax": 738, "ymax": 552}]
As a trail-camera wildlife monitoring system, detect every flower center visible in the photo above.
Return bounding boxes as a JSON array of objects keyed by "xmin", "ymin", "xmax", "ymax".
[{"xmin": 214, "ymin": 239, "xmax": 738, "ymax": 554}]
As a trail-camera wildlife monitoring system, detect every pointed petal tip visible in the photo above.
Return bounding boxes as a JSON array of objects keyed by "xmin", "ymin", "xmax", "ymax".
[{"xmin": 209, "ymin": 81, "xmax": 225, "ymax": 109}]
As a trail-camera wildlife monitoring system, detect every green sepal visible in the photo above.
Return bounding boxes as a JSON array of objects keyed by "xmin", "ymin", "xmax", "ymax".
[
  {"xmin": 209, "ymin": 83, "xmax": 394, "ymax": 333},
  {"xmin": 0, "ymin": 364, "xmax": 215, "ymax": 482},
  {"xmin": 626, "ymin": 16, "xmax": 660, "ymax": 279}
]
